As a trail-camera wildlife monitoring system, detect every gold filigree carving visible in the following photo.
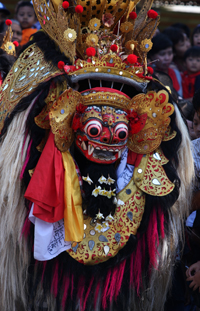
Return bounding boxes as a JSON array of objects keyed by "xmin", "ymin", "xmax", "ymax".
[
  {"xmin": 127, "ymin": 90, "xmax": 174, "ymax": 154},
  {"xmin": 0, "ymin": 43, "xmax": 61, "ymax": 133},
  {"xmin": 67, "ymin": 179, "xmax": 145, "ymax": 265}
]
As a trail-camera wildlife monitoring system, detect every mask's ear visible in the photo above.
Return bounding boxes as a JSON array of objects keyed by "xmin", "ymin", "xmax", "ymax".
[{"xmin": 49, "ymin": 87, "xmax": 83, "ymax": 152}]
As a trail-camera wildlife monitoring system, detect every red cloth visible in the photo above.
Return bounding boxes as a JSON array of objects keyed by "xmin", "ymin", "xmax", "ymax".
[
  {"xmin": 182, "ymin": 70, "xmax": 200, "ymax": 99},
  {"xmin": 25, "ymin": 131, "xmax": 64, "ymax": 223},
  {"xmin": 127, "ymin": 150, "xmax": 143, "ymax": 167},
  {"xmin": 168, "ymin": 68, "xmax": 180, "ymax": 93}
]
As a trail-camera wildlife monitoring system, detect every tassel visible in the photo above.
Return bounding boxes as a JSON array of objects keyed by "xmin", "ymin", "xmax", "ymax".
[
  {"xmin": 133, "ymin": 235, "xmax": 142, "ymax": 295},
  {"xmin": 147, "ymin": 208, "xmax": 159, "ymax": 269},
  {"xmin": 78, "ymin": 276, "xmax": 85, "ymax": 309},
  {"xmin": 107, "ymin": 266, "xmax": 118, "ymax": 303},
  {"xmin": 158, "ymin": 208, "xmax": 165, "ymax": 239}
]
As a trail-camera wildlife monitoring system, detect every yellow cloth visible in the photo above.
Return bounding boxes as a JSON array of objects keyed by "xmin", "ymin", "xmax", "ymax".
[{"xmin": 62, "ymin": 151, "xmax": 84, "ymax": 242}]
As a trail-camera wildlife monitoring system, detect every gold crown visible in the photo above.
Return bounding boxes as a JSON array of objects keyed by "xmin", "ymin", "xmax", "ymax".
[{"xmin": 32, "ymin": 0, "xmax": 159, "ymax": 73}]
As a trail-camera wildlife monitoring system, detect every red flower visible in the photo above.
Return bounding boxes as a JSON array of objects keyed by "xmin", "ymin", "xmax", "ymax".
[
  {"xmin": 75, "ymin": 5, "xmax": 83, "ymax": 13},
  {"xmin": 127, "ymin": 54, "xmax": 138, "ymax": 64},
  {"xmin": 62, "ymin": 1, "xmax": 69, "ymax": 9},
  {"xmin": 72, "ymin": 114, "xmax": 82, "ymax": 131},
  {"xmin": 147, "ymin": 10, "xmax": 158, "ymax": 19},
  {"xmin": 127, "ymin": 110, "xmax": 147, "ymax": 135},
  {"xmin": 5, "ymin": 19, "xmax": 12, "ymax": 26},
  {"xmin": 86, "ymin": 47, "xmax": 96, "ymax": 57},
  {"xmin": 76, "ymin": 103, "xmax": 86, "ymax": 114},
  {"xmin": 110, "ymin": 44, "xmax": 118, "ymax": 52},
  {"xmin": 57, "ymin": 61, "xmax": 65, "ymax": 69},
  {"xmin": 13, "ymin": 41, "xmax": 19, "ymax": 47},
  {"xmin": 129, "ymin": 11, "xmax": 137, "ymax": 20}
]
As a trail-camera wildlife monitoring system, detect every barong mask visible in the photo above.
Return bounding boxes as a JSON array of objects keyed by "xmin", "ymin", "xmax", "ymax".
[{"xmin": 73, "ymin": 89, "xmax": 129, "ymax": 164}]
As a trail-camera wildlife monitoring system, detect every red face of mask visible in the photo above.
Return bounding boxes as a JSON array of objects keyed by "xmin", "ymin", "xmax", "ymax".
[{"xmin": 73, "ymin": 105, "xmax": 128, "ymax": 164}]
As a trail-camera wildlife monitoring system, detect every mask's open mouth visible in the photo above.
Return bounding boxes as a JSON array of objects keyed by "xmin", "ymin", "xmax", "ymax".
[{"xmin": 76, "ymin": 138, "xmax": 125, "ymax": 163}]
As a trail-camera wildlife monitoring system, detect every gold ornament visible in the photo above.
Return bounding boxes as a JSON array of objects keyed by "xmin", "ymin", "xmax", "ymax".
[
  {"xmin": 140, "ymin": 39, "xmax": 153, "ymax": 53},
  {"xmin": 125, "ymin": 40, "xmax": 138, "ymax": 51},
  {"xmin": 88, "ymin": 18, "xmax": 101, "ymax": 31},
  {"xmin": 64, "ymin": 28, "xmax": 77, "ymax": 42},
  {"xmin": 85, "ymin": 34, "xmax": 99, "ymax": 47},
  {"xmin": 120, "ymin": 21, "xmax": 134, "ymax": 33},
  {"xmin": 127, "ymin": 90, "xmax": 174, "ymax": 154}
]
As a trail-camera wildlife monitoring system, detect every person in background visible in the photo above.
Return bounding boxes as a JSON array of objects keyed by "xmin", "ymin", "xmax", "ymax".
[
  {"xmin": 11, "ymin": 20, "xmax": 22, "ymax": 45},
  {"xmin": 186, "ymin": 88, "xmax": 200, "ymax": 291},
  {"xmin": 0, "ymin": 2, "xmax": 10, "ymax": 24},
  {"xmin": 15, "ymin": 1, "xmax": 37, "ymax": 46},
  {"xmin": 163, "ymin": 26, "xmax": 191, "ymax": 73},
  {"xmin": 148, "ymin": 33, "xmax": 183, "ymax": 97},
  {"xmin": 182, "ymin": 47, "xmax": 200, "ymax": 100},
  {"xmin": 172, "ymin": 23, "xmax": 191, "ymax": 43},
  {"xmin": 192, "ymin": 25, "xmax": 200, "ymax": 48}
]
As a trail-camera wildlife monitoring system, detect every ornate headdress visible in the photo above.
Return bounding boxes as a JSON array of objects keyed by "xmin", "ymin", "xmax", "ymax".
[{"xmin": 1, "ymin": 19, "xmax": 18, "ymax": 56}]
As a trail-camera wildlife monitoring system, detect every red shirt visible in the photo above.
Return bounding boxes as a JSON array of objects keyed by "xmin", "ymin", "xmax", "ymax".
[{"xmin": 182, "ymin": 70, "xmax": 200, "ymax": 99}]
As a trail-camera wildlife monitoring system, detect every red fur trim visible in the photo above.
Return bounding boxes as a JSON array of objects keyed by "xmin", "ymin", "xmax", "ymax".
[
  {"xmin": 78, "ymin": 276, "xmax": 85, "ymax": 309},
  {"xmin": 51, "ymin": 261, "xmax": 59, "ymax": 297},
  {"xmin": 107, "ymin": 266, "xmax": 118, "ymax": 303},
  {"xmin": 114, "ymin": 260, "xmax": 126, "ymax": 300},
  {"xmin": 158, "ymin": 208, "xmax": 165, "ymax": 239},
  {"xmin": 61, "ymin": 275, "xmax": 70, "ymax": 307},
  {"xmin": 102, "ymin": 269, "xmax": 112, "ymax": 309},
  {"xmin": 147, "ymin": 208, "xmax": 159, "ymax": 269},
  {"xmin": 133, "ymin": 235, "xmax": 142, "ymax": 294},
  {"xmin": 94, "ymin": 281, "xmax": 101, "ymax": 308},
  {"xmin": 82, "ymin": 277, "xmax": 94, "ymax": 311}
]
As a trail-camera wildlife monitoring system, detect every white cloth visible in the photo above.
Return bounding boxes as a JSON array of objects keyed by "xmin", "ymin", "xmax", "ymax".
[
  {"xmin": 29, "ymin": 204, "xmax": 71, "ymax": 261},
  {"xmin": 116, "ymin": 148, "xmax": 134, "ymax": 193}
]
